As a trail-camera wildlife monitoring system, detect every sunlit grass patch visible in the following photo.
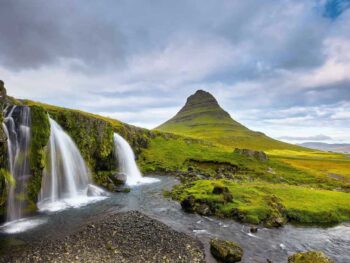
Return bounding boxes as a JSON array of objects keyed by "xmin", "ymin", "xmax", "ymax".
[{"xmin": 172, "ymin": 179, "xmax": 350, "ymax": 226}]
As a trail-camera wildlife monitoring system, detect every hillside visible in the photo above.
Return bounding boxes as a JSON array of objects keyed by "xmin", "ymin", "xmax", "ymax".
[{"xmin": 156, "ymin": 90, "xmax": 302, "ymax": 151}]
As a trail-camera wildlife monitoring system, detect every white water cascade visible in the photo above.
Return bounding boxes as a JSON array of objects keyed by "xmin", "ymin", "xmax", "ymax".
[
  {"xmin": 2, "ymin": 106, "xmax": 32, "ymax": 222},
  {"xmin": 113, "ymin": 133, "xmax": 159, "ymax": 186},
  {"xmin": 37, "ymin": 117, "xmax": 106, "ymax": 212}
]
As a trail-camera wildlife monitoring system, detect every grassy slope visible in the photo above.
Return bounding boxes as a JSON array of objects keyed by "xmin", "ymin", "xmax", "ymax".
[
  {"xmin": 171, "ymin": 179, "xmax": 350, "ymax": 226},
  {"xmin": 22, "ymin": 97, "xmax": 350, "ymax": 226},
  {"xmin": 156, "ymin": 90, "xmax": 350, "ymax": 225}
]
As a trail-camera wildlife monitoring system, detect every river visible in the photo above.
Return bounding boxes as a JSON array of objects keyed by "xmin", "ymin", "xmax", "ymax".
[{"xmin": 1, "ymin": 176, "xmax": 349, "ymax": 263}]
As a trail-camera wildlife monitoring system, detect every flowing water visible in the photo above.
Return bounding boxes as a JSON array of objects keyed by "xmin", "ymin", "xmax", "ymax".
[
  {"xmin": 2, "ymin": 106, "xmax": 31, "ymax": 222},
  {"xmin": 37, "ymin": 117, "xmax": 106, "ymax": 212},
  {"xmin": 113, "ymin": 133, "xmax": 159, "ymax": 186},
  {"xmin": 0, "ymin": 119, "xmax": 348, "ymax": 261},
  {"xmin": 0, "ymin": 176, "xmax": 349, "ymax": 263}
]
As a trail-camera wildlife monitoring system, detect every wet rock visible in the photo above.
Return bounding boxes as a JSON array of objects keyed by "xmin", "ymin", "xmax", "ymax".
[
  {"xmin": 196, "ymin": 203, "xmax": 211, "ymax": 216},
  {"xmin": 288, "ymin": 251, "xmax": 334, "ymax": 263},
  {"xmin": 110, "ymin": 172, "xmax": 127, "ymax": 186},
  {"xmin": 263, "ymin": 195, "xmax": 286, "ymax": 228},
  {"xmin": 210, "ymin": 238, "xmax": 243, "ymax": 263},
  {"xmin": 181, "ymin": 195, "xmax": 196, "ymax": 213},
  {"xmin": 115, "ymin": 187, "xmax": 131, "ymax": 193},
  {"xmin": 0, "ymin": 80, "xmax": 6, "ymax": 99},
  {"xmin": 250, "ymin": 227, "xmax": 258, "ymax": 233},
  {"xmin": 231, "ymin": 208, "xmax": 246, "ymax": 222},
  {"xmin": 234, "ymin": 148, "xmax": 269, "ymax": 162},
  {"xmin": 212, "ymin": 185, "xmax": 229, "ymax": 194}
]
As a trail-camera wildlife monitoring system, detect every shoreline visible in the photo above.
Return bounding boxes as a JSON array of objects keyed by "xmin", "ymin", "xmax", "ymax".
[{"xmin": 0, "ymin": 211, "xmax": 205, "ymax": 263}]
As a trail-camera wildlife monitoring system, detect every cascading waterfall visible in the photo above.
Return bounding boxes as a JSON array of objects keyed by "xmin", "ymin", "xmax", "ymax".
[
  {"xmin": 37, "ymin": 117, "xmax": 106, "ymax": 212},
  {"xmin": 113, "ymin": 133, "xmax": 159, "ymax": 186},
  {"xmin": 2, "ymin": 105, "xmax": 32, "ymax": 222}
]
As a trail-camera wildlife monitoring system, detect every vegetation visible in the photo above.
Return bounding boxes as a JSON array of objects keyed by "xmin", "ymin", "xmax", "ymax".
[
  {"xmin": 171, "ymin": 179, "xmax": 350, "ymax": 226},
  {"xmin": 0, "ymin": 81, "xmax": 9, "ymax": 217},
  {"xmin": 0, "ymin": 169, "xmax": 14, "ymax": 217},
  {"xmin": 156, "ymin": 90, "xmax": 350, "ymax": 226},
  {"xmin": 288, "ymin": 251, "xmax": 334, "ymax": 263},
  {"xmin": 27, "ymin": 105, "xmax": 51, "ymax": 203},
  {"xmin": 0, "ymin": 87, "xmax": 348, "ymax": 227},
  {"xmin": 156, "ymin": 90, "xmax": 303, "ymax": 151}
]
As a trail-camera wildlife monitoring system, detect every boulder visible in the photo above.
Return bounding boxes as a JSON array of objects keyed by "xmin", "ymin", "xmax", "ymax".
[
  {"xmin": 110, "ymin": 172, "xmax": 127, "ymax": 185},
  {"xmin": 87, "ymin": 185, "xmax": 104, "ymax": 196},
  {"xmin": 212, "ymin": 185, "xmax": 229, "ymax": 194},
  {"xmin": 181, "ymin": 195, "xmax": 196, "ymax": 213},
  {"xmin": 234, "ymin": 148, "xmax": 269, "ymax": 162},
  {"xmin": 115, "ymin": 186, "xmax": 131, "ymax": 193},
  {"xmin": 263, "ymin": 195, "xmax": 286, "ymax": 227},
  {"xmin": 288, "ymin": 251, "xmax": 334, "ymax": 263},
  {"xmin": 250, "ymin": 226, "xmax": 258, "ymax": 233},
  {"xmin": 210, "ymin": 238, "xmax": 243, "ymax": 263},
  {"xmin": 0, "ymin": 80, "xmax": 6, "ymax": 102}
]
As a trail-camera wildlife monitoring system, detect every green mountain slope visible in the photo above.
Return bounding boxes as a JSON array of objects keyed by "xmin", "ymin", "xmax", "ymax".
[{"xmin": 156, "ymin": 90, "xmax": 301, "ymax": 151}]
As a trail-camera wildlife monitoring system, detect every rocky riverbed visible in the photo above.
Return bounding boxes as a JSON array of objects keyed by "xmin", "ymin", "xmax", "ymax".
[{"xmin": 0, "ymin": 211, "xmax": 205, "ymax": 263}]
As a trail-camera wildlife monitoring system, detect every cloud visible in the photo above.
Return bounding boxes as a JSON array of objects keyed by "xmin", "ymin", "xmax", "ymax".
[
  {"xmin": 0, "ymin": 1, "xmax": 126, "ymax": 71},
  {"xmin": 0, "ymin": 0, "xmax": 350, "ymax": 142}
]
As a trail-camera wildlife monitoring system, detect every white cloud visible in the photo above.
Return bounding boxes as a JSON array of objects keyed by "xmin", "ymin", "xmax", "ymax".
[{"xmin": 96, "ymin": 107, "xmax": 179, "ymax": 129}]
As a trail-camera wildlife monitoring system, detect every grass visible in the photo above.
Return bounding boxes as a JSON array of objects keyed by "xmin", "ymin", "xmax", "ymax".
[
  {"xmin": 21, "ymin": 96, "xmax": 350, "ymax": 227},
  {"xmin": 156, "ymin": 90, "xmax": 305, "ymax": 151},
  {"xmin": 138, "ymin": 136, "xmax": 236, "ymax": 172},
  {"xmin": 172, "ymin": 179, "xmax": 350, "ymax": 226}
]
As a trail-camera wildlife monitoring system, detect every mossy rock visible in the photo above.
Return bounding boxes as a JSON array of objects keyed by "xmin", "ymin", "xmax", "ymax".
[
  {"xmin": 212, "ymin": 185, "xmax": 229, "ymax": 194},
  {"xmin": 263, "ymin": 195, "xmax": 286, "ymax": 227},
  {"xmin": 288, "ymin": 251, "xmax": 334, "ymax": 263},
  {"xmin": 181, "ymin": 195, "xmax": 196, "ymax": 213},
  {"xmin": 210, "ymin": 238, "xmax": 243, "ymax": 263},
  {"xmin": 27, "ymin": 105, "xmax": 50, "ymax": 204}
]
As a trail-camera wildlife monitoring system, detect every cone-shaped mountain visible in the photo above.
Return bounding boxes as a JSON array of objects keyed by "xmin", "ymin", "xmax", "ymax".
[{"xmin": 156, "ymin": 90, "xmax": 299, "ymax": 151}]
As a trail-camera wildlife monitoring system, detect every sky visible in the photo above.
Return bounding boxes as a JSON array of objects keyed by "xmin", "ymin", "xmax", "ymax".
[{"xmin": 1, "ymin": 0, "xmax": 350, "ymax": 144}]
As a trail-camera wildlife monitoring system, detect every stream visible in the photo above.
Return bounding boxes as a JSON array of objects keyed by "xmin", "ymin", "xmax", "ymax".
[{"xmin": 0, "ymin": 176, "xmax": 349, "ymax": 263}]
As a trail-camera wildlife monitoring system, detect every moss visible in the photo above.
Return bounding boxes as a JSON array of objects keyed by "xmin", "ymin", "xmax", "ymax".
[
  {"xmin": 0, "ymin": 169, "xmax": 14, "ymax": 206},
  {"xmin": 172, "ymin": 179, "xmax": 350, "ymax": 227},
  {"xmin": 24, "ymin": 100, "xmax": 159, "ymax": 187},
  {"xmin": 288, "ymin": 251, "xmax": 334, "ymax": 263},
  {"xmin": 0, "ymin": 82, "xmax": 8, "ymax": 217},
  {"xmin": 27, "ymin": 106, "xmax": 50, "ymax": 203},
  {"xmin": 48, "ymin": 110, "xmax": 116, "ymax": 175},
  {"xmin": 210, "ymin": 238, "xmax": 243, "ymax": 263}
]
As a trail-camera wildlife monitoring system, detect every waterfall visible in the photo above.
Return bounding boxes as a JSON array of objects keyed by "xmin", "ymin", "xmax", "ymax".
[
  {"xmin": 37, "ymin": 117, "xmax": 106, "ymax": 212},
  {"xmin": 113, "ymin": 133, "xmax": 159, "ymax": 186},
  {"xmin": 2, "ymin": 106, "xmax": 32, "ymax": 222}
]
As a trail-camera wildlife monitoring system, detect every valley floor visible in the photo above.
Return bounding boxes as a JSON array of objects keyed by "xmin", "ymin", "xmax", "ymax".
[{"xmin": 0, "ymin": 211, "xmax": 205, "ymax": 263}]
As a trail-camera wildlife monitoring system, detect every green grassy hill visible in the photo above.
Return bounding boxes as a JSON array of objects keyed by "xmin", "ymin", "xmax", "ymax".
[{"xmin": 156, "ymin": 90, "xmax": 302, "ymax": 151}]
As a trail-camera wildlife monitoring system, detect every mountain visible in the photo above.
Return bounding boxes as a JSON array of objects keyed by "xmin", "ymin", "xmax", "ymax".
[
  {"xmin": 156, "ymin": 90, "xmax": 301, "ymax": 151},
  {"xmin": 300, "ymin": 142, "xmax": 350, "ymax": 153}
]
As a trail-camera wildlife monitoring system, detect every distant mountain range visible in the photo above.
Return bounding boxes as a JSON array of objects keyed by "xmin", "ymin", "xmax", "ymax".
[{"xmin": 299, "ymin": 142, "xmax": 350, "ymax": 153}]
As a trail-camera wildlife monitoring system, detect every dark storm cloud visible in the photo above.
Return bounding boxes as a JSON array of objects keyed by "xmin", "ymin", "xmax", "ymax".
[
  {"xmin": 1, "ymin": 0, "xmax": 349, "ymax": 141},
  {"xmin": 0, "ymin": 0, "xmax": 125, "ymax": 70}
]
